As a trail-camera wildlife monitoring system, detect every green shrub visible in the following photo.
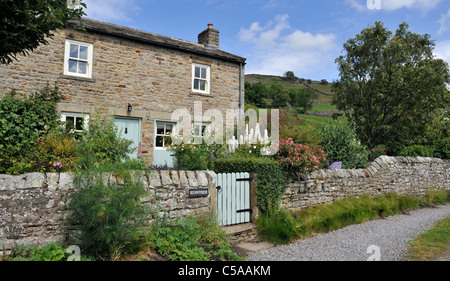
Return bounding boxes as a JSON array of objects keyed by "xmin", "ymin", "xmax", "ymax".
[
  {"xmin": 34, "ymin": 129, "xmax": 79, "ymax": 173},
  {"xmin": 170, "ymin": 142, "xmax": 228, "ymax": 170},
  {"xmin": 148, "ymin": 212, "xmax": 241, "ymax": 261},
  {"xmin": 214, "ymin": 156, "xmax": 288, "ymax": 214},
  {"xmin": 318, "ymin": 117, "xmax": 370, "ymax": 168},
  {"xmin": 66, "ymin": 170, "xmax": 152, "ymax": 261},
  {"xmin": 0, "ymin": 85, "xmax": 61, "ymax": 174},
  {"xmin": 399, "ymin": 145, "xmax": 434, "ymax": 157},
  {"xmin": 76, "ymin": 109, "xmax": 134, "ymax": 169}
]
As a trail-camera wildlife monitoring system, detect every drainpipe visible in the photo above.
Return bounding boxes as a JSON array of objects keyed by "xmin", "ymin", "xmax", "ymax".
[{"xmin": 239, "ymin": 63, "xmax": 243, "ymax": 121}]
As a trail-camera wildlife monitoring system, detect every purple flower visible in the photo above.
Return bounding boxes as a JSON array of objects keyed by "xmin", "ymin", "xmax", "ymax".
[
  {"xmin": 54, "ymin": 162, "xmax": 63, "ymax": 168},
  {"xmin": 328, "ymin": 162, "xmax": 342, "ymax": 170}
]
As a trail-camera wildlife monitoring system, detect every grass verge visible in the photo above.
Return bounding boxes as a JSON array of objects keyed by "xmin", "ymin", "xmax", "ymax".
[
  {"xmin": 403, "ymin": 216, "xmax": 450, "ymax": 261},
  {"xmin": 257, "ymin": 190, "xmax": 450, "ymax": 245}
]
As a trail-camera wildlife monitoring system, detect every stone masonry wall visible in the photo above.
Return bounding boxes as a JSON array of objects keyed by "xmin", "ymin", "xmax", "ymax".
[
  {"xmin": 0, "ymin": 170, "xmax": 216, "ymax": 252},
  {"xmin": 282, "ymin": 156, "xmax": 450, "ymax": 210},
  {"xmin": 0, "ymin": 25, "xmax": 244, "ymax": 162}
]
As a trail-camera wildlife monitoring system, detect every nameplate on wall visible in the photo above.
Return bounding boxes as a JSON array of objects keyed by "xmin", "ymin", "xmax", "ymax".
[{"xmin": 189, "ymin": 188, "xmax": 209, "ymax": 198}]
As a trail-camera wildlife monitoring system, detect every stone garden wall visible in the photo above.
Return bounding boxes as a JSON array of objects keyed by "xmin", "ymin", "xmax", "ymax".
[
  {"xmin": 0, "ymin": 170, "xmax": 216, "ymax": 251},
  {"xmin": 1, "ymin": 156, "xmax": 449, "ymax": 252},
  {"xmin": 282, "ymin": 156, "xmax": 450, "ymax": 210}
]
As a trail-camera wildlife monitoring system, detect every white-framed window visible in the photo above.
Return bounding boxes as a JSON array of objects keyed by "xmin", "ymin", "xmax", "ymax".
[
  {"xmin": 192, "ymin": 63, "xmax": 210, "ymax": 94},
  {"xmin": 155, "ymin": 121, "xmax": 176, "ymax": 149},
  {"xmin": 193, "ymin": 122, "xmax": 210, "ymax": 137},
  {"xmin": 61, "ymin": 112, "xmax": 90, "ymax": 134},
  {"xmin": 64, "ymin": 39, "xmax": 93, "ymax": 78}
]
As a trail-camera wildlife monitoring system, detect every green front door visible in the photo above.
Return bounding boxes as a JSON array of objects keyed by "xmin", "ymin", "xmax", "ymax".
[{"xmin": 114, "ymin": 117, "xmax": 142, "ymax": 159}]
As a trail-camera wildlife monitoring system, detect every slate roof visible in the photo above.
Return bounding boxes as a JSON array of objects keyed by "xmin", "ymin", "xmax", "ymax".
[{"xmin": 69, "ymin": 18, "xmax": 246, "ymax": 64}]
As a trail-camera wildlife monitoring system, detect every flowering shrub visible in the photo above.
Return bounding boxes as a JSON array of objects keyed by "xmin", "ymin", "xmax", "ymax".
[{"xmin": 276, "ymin": 138, "xmax": 327, "ymax": 177}]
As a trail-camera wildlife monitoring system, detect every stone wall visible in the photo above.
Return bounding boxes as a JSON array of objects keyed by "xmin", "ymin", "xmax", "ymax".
[
  {"xmin": 0, "ymin": 170, "xmax": 216, "ymax": 251},
  {"xmin": 282, "ymin": 156, "xmax": 450, "ymax": 210}
]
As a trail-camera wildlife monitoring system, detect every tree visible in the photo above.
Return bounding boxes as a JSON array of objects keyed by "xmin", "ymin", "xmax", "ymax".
[
  {"xmin": 0, "ymin": 0, "xmax": 86, "ymax": 64},
  {"xmin": 287, "ymin": 88, "xmax": 318, "ymax": 112},
  {"xmin": 244, "ymin": 81, "xmax": 269, "ymax": 107},
  {"xmin": 270, "ymin": 83, "xmax": 290, "ymax": 108},
  {"xmin": 332, "ymin": 22, "xmax": 450, "ymax": 157}
]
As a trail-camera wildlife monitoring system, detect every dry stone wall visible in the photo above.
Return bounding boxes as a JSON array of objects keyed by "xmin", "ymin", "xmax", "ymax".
[
  {"xmin": 282, "ymin": 156, "xmax": 450, "ymax": 210},
  {"xmin": 0, "ymin": 170, "xmax": 216, "ymax": 252}
]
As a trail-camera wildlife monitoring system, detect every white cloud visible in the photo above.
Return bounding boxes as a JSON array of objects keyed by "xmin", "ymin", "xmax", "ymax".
[
  {"xmin": 382, "ymin": 0, "xmax": 441, "ymax": 11},
  {"xmin": 434, "ymin": 40, "xmax": 450, "ymax": 64},
  {"xmin": 346, "ymin": 0, "xmax": 441, "ymax": 11},
  {"xmin": 438, "ymin": 9, "xmax": 450, "ymax": 35},
  {"xmin": 239, "ymin": 15, "xmax": 337, "ymax": 79},
  {"xmin": 83, "ymin": 0, "xmax": 141, "ymax": 22}
]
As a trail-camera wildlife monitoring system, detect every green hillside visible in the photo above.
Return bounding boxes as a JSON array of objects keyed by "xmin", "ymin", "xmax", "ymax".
[{"xmin": 245, "ymin": 74, "xmax": 334, "ymax": 103}]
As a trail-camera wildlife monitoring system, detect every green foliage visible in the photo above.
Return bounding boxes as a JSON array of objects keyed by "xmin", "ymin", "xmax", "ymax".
[
  {"xmin": 279, "ymin": 109, "xmax": 323, "ymax": 148},
  {"xmin": 0, "ymin": 85, "xmax": 62, "ymax": 174},
  {"xmin": 34, "ymin": 129, "xmax": 79, "ymax": 173},
  {"xmin": 287, "ymin": 87, "xmax": 319, "ymax": 112},
  {"xmin": 399, "ymin": 145, "xmax": 434, "ymax": 157},
  {"xmin": 245, "ymin": 81, "xmax": 269, "ymax": 107},
  {"xmin": 256, "ymin": 208, "xmax": 296, "ymax": 245},
  {"xmin": 318, "ymin": 117, "xmax": 370, "ymax": 168},
  {"xmin": 66, "ymin": 170, "xmax": 152, "ymax": 261},
  {"xmin": 333, "ymin": 22, "xmax": 450, "ymax": 152},
  {"xmin": 214, "ymin": 156, "xmax": 288, "ymax": 214},
  {"xmin": 6, "ymin": 243, "xmax": 66, "ymax": 261},
  {"xmin": 148, "ymin": 212, "xmax": 241, "ymax": 261},
  {"xmin": 245, "ymin": 81, "xmax": 319, "ymax": 110},
  {"xmin": 170, "ymin": 142, "xmax": 228, "ymax": 170},
  {"xmin": 0, "ymin": 0, "xmax": 86, "ymax": 64},
  {"xmin": 425, "ymin": 110, "xmax": 450, "ymax": 159},
  {"xmin": 76, "ymin": 109, "xmax": 134, "ymax": 169},
  {"xmin": 270, "ymin": 83, "xmax": 290, "ymax": 108}
]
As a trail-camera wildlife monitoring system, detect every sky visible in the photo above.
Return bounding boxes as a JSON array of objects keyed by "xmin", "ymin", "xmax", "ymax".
[{"xmin": 81, "ymin": 0, "xmax": 450, "ymax": 82}]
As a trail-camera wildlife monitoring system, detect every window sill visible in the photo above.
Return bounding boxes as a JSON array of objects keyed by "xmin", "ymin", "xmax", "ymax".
[
  {"xmin": 190, "ymin": 90, "xmax": 213, "ymax": 97},
  {"xmin": 59, "ymin": 74, "xmax": 96, "ymax": 83}
]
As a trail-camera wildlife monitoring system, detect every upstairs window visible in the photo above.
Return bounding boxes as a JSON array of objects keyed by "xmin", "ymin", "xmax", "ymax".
[
  {"xmin": 192, "ymin": 63, "xmax": 210, "ymax": 94},
  {"xmin": 64, "ymin": 40, "xmax": 93, "ymax": 78}
]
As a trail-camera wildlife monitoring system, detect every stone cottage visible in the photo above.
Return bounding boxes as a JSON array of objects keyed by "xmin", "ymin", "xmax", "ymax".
[{"xmin": 0, "ymin": 18, "xmax": 246, "ymax": 166}]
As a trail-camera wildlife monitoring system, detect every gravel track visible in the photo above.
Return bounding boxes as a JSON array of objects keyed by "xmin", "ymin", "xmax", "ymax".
[{"xmin": 247, "ymin": 204, "xmax": 450, "ymax": 261}]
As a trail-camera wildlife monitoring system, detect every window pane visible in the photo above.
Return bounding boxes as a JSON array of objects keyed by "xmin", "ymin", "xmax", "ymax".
[
  {"xmin": 156, "ymin": 123, "xmax": 165, "ymax": 135},
  {"xmin": 195, "ymin": 66, "xmax": 200, "ymax": 78},
  {"xmin": 199, "ymin": 80, "xmax": 206, "ymax": 91},
  {"xmin": 155, "ymin": 136, "xmax": 163, "ymax": 147},
  {"xmin": 165, "ymin": 124, "xmax": 173, "ymax": 134},
  {"xmin": 79, "ymin": 46, "xmax": 88, "ymax": 60},
  {"xmin": 66, "ymin": 117, "xmax": 75, "ymax": 131},
  {"xmin": 201, "ymin": 68, "xmax": 207, "ymax": 79},
  {"xmin": 75, "ymin": 117, "xmax": 84, "ymax": 131},
  {"xmin": 68, "ymin": 60, "xmax": 77, "ymax": 73},
  {"xmin": 78, "ymin": 61, "xmax": 87, "ymax": 74},
  {"xmin": 163, "ymin": 137, "xmax": 172, "ymax": 147},
  {"xmin": 194, "ymin": 79, "xmax": 200, "ymax": 90},
  {"xmin": 70, "ymin": 44, "xmax": 79, "ymax": 58}
]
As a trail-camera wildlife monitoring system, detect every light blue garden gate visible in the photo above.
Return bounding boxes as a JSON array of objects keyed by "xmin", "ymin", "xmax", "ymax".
[{"xmin": 216, "ymin": 173, "xmax": 251, "ymax": 226}]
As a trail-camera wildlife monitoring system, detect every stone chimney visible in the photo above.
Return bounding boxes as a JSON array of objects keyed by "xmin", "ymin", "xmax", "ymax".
[{"xmin": 198, "ymin": 23, "xmax": 219, "ymax": 49}]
